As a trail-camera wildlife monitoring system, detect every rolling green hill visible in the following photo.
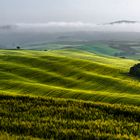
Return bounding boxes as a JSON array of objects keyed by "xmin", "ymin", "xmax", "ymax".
[
  {"xmin": 0, "ymin": 49, "xmax": 139, "ymax": 105},
  {"xmin": 1, "ymin": 49, "xmax": 140, "ymax": 139},
  {"xmin": 24, "ymin": 41, "xmax": 140, "ymax": 59}
]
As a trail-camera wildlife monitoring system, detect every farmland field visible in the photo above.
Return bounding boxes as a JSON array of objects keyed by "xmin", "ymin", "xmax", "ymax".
[{"xmin": 0, "ymin": 49, "xmax": 140, "ymax": 139}]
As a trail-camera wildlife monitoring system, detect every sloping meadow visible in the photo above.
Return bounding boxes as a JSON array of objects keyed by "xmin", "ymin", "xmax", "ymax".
[
  {"xmin": 0, "ymin": 49, "xmax": 140, "ymax": 139},
  {"xmin": 0, "ymin": 49, "xmax": 139, "ymax": 105}
]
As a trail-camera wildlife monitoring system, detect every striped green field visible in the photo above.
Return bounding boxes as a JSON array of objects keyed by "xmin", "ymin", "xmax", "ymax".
[
  {"xmin": 0, "ymin": 49, "xmax": 139, "ymax": 105},
  {"xmin": 1, "ymin": 49, "xmax": 140, "ymax": 139}
]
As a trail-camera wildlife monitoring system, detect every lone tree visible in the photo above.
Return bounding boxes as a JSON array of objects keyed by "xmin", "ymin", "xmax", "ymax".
[
  {"xmin": 16, "ymin": 46, "xmax": 20, "ymax": 50},
  {"xmin": 129, "ymin": 63, "xmax": 140, "ymax": 77}
]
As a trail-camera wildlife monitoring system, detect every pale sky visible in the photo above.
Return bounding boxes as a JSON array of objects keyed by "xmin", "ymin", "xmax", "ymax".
[{"xmin": 0, "ymin": 0, "xmax": 140, "ymax": 24}]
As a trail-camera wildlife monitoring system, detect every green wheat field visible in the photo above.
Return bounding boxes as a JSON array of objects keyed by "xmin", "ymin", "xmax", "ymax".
[{"xmin": 1, "ymin": 49, "xmax": 140, "ymax": 139}]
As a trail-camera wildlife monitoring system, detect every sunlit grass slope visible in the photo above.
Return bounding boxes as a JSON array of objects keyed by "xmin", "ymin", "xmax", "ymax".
[{"xmin": 0, "ymin": 49, "xmax": 140, "ymax": 105}]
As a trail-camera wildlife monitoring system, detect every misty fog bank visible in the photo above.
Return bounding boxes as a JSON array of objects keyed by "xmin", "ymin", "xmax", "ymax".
[
  {"xmin": 1, "ymin": 22, "xmax": 140, "ymax": 49},
  {"xmin": 1, "ymin": 22, "xmax": 140, "ymax": 32}
]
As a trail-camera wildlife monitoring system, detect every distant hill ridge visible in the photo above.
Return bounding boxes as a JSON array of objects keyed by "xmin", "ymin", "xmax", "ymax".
[{"xmin": 107, "ymin": 20, "xmax": 139, "ymax": 25}]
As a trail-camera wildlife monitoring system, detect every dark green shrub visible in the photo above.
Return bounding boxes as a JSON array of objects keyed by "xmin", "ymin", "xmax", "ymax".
[{"xmin": 129, "ymin": 63, "xmax": 140, "ymax": 77}]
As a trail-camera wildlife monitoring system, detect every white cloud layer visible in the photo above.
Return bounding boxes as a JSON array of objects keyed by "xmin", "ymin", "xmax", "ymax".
[
  {"xmin": 1, "ymin": 22, "xmax": 140, "ymax": 32},
  {"xmin": 17, "ymin": 22, "xmax": 97, "ymax": 28}
]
